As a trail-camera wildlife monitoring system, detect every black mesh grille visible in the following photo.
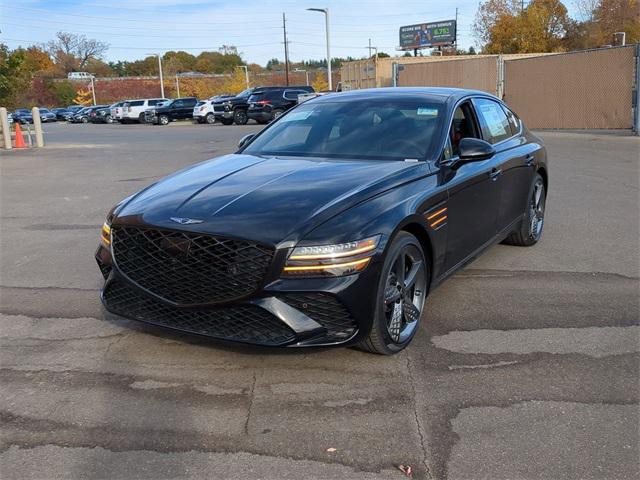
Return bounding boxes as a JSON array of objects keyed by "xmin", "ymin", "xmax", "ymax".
[
  {"xmin": 111, "ymin": 226, "xmax": 274, "ymax": 305},
  {"xmin": 103, "ymin": 280, "xmax": 295, "ymax": 345},
  {"xmin": 281, "ymin": 293, "xmax": 357, "ymax": 341}
]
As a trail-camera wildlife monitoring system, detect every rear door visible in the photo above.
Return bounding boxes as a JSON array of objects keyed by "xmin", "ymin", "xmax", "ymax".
[
  {"xmin": 472, "ymin": 98, "xmax": 535, "ymax": 233},
  {"xmin": 181, "ymin": 98, "xmax": 197, "ymax": 118},
  {"xmin": 441, "ymin": 100, "xmax": 502, "ymax": 272}
]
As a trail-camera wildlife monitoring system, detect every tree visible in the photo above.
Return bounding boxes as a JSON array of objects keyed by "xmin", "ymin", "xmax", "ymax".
[
  {"xmin": 474, "ymin": 0, "xmax": 572, "ymax": 52},
  {"xmin": 220, "ymin": 69, "xmax": 249, "ymax": 95},
  {"xmin": 45, "ymin": 31, "xmax": 108, "ymax": 72},
  {"xmin": 312, "ymin": 76, "xmax": 329, "ymax": 92},
  {"xmin": 591, "ymin": 0, "xmax": 640, "ymax": 45},
  {"xmin": 74, "ymin": 87, "xmax": 93, "ymax": 106}
]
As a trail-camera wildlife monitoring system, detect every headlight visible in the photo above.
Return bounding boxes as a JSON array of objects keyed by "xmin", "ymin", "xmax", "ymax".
[
  {"xmin": 100, "ymin": 221, "xmax": 111, "ymax": 247},
  {"xmin": 282, "ymin": 235, "xmax": 379, "ymax": 278}
]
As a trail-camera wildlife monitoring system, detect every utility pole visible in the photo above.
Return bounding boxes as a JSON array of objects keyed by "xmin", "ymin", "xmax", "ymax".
[
  {"xmin": 148, "ymin": 53, "xmax": 166, "ymax": 98},
  {"xmin": 283, "ymin": 12, "xmax": 290, "ymax": 86},
  {"xmin": 368, "ymin": 38, "xmax": 372, "ymax": 58},
  {"xmin": 175, "ymin": 74, "xmax": 180, "ymax": 98},
  {"xmin": 89, "ymin": 75, "xmax": 96, "ymax": 105}
]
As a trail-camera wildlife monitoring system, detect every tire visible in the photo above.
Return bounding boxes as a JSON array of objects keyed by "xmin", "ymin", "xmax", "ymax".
[
  {"xmin": 81, "ymin": 117, "xmax": 88, "ymax": 124},
  {"xmin": 221, "ymin": 118, "xmax": 233, "ymax": 125},
  {"xmin": 358, "ymin": 231, "xmax": 428, "ymax": 355},
  {"xmin": 233, "ymin": 109, "xmax": 248, "ymax": 125},
  {"xmin": 503, "ymin": 173, "xmax": 546, "ymax": 246},
  {"xmin": 138, "ymin": 113, "xmax": 146, "ymax": 123},
  {"xmin": 158, "ymin": 114, "xmax": 170, "ymax": 126},
  {"xmin": 105, "ymin": 115, "xmax": 113, "ymax": 124},
  {"xmin": 271, "ymin": 109, "xmax": 285, "ymax": 121},
  {"xmin": 205, "ymin": 113, "xmax": 216, "ymax": 125}
]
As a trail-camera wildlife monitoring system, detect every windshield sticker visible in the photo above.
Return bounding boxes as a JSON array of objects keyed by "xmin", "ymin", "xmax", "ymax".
[
  {"xmin": 282, "ymin": 110, "xmax": 314, "ymax": 122},
  {"xmin": 417, "ymin": 107, "xmax": 438, "ymax": 116}
]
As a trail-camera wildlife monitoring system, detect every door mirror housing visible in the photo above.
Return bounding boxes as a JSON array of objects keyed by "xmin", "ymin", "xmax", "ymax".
[
  {"xmin": 238, "ymin": 133, "xmax": 256, "ymax": 149},
  {"xmin": 458, "ymin": 137, "xmax": 496, "ymax": 162}
]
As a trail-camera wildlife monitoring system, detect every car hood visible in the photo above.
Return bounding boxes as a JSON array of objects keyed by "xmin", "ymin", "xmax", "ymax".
[{"xmin": 115, "ymin": 154, "xmax": 428, "ymax": 246}]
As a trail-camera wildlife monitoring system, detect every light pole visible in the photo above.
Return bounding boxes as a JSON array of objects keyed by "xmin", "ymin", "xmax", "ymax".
[
  {"xmin": 236, "ymin": 65, "xmax": 250, "ymax": 89},
  {"xmin": 147, "ymin": 53, "xmax": 165, "ymax": 98},
  {"xmin": 294, "ymin": 68, "xmax": 309, "ymax": 85},
  {"xmin": 89, "ymin": 74, "xmax": 96, "ymax": 105},
  {"xmin": 307, "ymin": 7, "xmax": 331, "ymax": 91}
]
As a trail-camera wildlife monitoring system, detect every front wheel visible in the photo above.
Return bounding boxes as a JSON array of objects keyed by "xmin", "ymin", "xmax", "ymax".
[
  {"xmin": 358, "ymin": 232, "xmax": 428, "ymax": 355},
  {"xmin": 205, "ymin": 113, "xmax": 216, "ymax": 125},
  {"xmin": 503, "ymin": 173, "xmax": 546, "ymax": 246},
  {"xmin": 105, "ymin": 115, "xmax": 113, "ymax": 124},
  {"xmin": 81, "ymin": 117, "xmax": 88, "ymax": 124},
  {"xmin": 158, "ymin": 114, "xmax": 170, "ymax": 126},
  {"xmin": 233, "ymin": 109, "xmax": 248, "ymax": 125}
]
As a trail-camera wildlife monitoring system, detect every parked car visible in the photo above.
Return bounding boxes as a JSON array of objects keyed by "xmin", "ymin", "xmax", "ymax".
[
  {"xmin": 7, "ymin": 112, "xmax": 13, "ymax": 124},
  {"xmin": 51, "ymin": 108, "xmax": 70, "ymax": 120},
  {"xmin": 144, "ymin": 97, "xmax": 198, "ymax": 125},
  {"xmin": 64, "ymin": 105, "xmax": 84, "ymax": 121},
  {"xmin": 247, "ymin": 87, "xmax": 316, "ymax": 123},
  {"xmin": 13, "ymin": 109, "xmax": 33, "ymax": 124},
  {"xmin": 85, "ymin": 105, "xmax": 109, "ymax": 123},
  {"xmin": 96, "ymin": 87, "xmax": 548, "ymax": 354},
  {"xmin": 71, "ymin": 106, "xmax": 103, "ymax": 123},
  {"xmin": 212, "ymin": 86, "xmax": 313, "ymax": 125},
  {"xmin": 38, "ymin": 108, "xmax": 57, "ymax": 123},
  {"xmin": 92, "ymin": 102, "xmax": 126, "ymax": 124},
  {"xmin": 121, "ymin": 98, "xmax": 168, "ymax": 123},
  {"xmin": 110, "ymin": 101, "xmax": 129, "ymax": 123},
  {"xmin": 68, "ymin": 72, "xmax": 93, "ymax": 79},
  {"xmin": 193, "ymin": 95, "xmax": 234, "ymax": 124}
]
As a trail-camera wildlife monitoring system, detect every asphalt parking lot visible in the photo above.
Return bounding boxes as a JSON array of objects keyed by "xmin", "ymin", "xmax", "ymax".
[{"xmin": 1, "ymin": 122, "xmax": 639, "ymax": 480}]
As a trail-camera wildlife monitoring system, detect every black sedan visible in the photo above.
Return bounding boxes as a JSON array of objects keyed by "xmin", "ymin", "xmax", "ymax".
[{"xmin": 96, "ymin": 88, "xmax": 548, "ymax": 354}]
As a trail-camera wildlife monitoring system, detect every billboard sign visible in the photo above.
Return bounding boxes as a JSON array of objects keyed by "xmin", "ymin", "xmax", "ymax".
[{"xmin": 399, "ymin": 20, "xmax": 456, "ymax": 50}]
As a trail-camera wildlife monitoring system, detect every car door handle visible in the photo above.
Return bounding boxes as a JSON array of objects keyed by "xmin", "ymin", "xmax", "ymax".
[
  {"xmin": 525, "ymin": 154, "xmax": 535, "ymax": 166},
  {"xmin": 489, "ymin": 168, "xmax": 502, "ymax": 181}
]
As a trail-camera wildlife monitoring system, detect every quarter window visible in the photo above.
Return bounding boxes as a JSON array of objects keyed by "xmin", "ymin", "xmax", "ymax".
[
  {"xmin": 474, "ymin": 98, "xmax": 512, "ymax": 144},
  {"xmin": 502, "ymin": 106, "xmax": 520, "ymax": 136}
]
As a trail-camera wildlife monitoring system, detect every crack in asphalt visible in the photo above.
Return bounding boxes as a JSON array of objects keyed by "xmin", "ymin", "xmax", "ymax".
[
  {"xmin": 244, "ymin": 373, "xmax": 257, "ymax": 436},
  {"xmin": 406, "ymin": 353, "xmax": 433, "ymax": 480}
]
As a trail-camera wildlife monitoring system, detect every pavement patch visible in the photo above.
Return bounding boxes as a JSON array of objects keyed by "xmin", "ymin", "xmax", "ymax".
[{"xmin": 432, "ymin": 326, "xmax": 640, "ymax": 358}]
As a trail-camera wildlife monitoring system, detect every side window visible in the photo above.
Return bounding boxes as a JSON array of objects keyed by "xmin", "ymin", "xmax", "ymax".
[
  {"xmin": 130, "ymin": 100, "xmax": 144, "ymax": 107},
  {"xmin": 474, "ymin": 98, "xmax": 512, "ymax": 144},
  {"xmin": 502, "ymin": 106, "xmax": 520, "ymax": 136},
  {"xmin": 283, "ymin": 90, "xmax": 305, "ymax": 101},
  {"xmin": 173, "ymin": 101, "xmax": 183, "ymax": 108},
  {"xmin": 449, "ymin": 102, "xmax": 479, "ymax": 157}
]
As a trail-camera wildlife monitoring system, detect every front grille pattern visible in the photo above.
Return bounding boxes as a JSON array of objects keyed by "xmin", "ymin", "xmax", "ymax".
[
  {"xmin": 111, "ymin": 226, "xmax": 274, "ymax": 305},
  {"xmin": 281, "ymin": 293, "xmax": 357, "ymax": 341},
  {"xmin": 103, "ymin": 280, "xmax": 296, "ymax": 345}
]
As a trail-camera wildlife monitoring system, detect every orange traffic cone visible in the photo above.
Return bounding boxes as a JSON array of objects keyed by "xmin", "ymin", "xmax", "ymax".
[{"xmin": 14, "ymin": 122, "xmax": 27, "ymax": 148}]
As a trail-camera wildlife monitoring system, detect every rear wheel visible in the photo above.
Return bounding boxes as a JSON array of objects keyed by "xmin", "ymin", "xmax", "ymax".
[
  {"xmin": 205, "ymin": 113, "xmax": 216, "ymax": 125},
  {"xmin": 271, "ymin": 108, "xmax": 285, "ymax": 121},
  {"xmin": 233, "ymin": 109, "xmax": 248, "ymax": 125},
  {"xmin": 158, "ymin": 114, "xmax": 170, "ymax": 126},
  {"xmin": 358, "ymin": 232, "xmax": 428, "ymax": 355},
  {"xmin": 503, "ymin": 173, "xmax": 546, "ymax": 246}
]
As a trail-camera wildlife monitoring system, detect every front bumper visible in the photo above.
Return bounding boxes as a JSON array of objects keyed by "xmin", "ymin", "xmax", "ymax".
[{"xmin": 95, "ymin": 237, "xmax": 381, "ymax": 348}]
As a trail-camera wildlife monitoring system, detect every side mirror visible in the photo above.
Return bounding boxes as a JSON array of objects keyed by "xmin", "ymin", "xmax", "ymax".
[
  {"xmin": 458, "ymin": 137, "xmax": 496, "ymax": 162},
  {"xmin": 237, "ymin": 133, "xmax": 256, "ymax": 149}
]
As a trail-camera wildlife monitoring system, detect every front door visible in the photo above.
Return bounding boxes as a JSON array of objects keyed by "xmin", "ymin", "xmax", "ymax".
[{"xmin": 441, "ymin": 101, "xmax": 502, "ymax": 272}]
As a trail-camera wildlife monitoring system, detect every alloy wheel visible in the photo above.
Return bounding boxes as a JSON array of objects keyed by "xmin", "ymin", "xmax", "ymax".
[
  {"xmin": 529, "ymin": 179, "xmax": 545, "ymax": 240},
  {"xmin": 383, "ymin": 244, "xmax": 426, "ymax": 343}
]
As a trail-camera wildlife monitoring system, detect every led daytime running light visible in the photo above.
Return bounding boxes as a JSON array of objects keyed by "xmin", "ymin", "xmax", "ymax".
[
  {"xmin": 100, "ymin": 222, "xmax": 111, "ymax": 245},
  {"xmin": 289, "ymin": 236, "xmax": 378, "ymax": 260}
]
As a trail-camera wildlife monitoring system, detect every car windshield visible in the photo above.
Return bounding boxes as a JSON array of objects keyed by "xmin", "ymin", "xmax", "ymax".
[
  {"xmin": 236, "ymin": 88, "xmax": 253, "ymax": 98},
  {"xmin": 243, "ymin": 100, "xmax": 445, "ymax": 161}
]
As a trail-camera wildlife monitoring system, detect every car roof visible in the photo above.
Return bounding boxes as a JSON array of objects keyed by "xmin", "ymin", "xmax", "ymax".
[{"xmin": 310, "ymin": 87, "xmax": 498, "ymax": 104}]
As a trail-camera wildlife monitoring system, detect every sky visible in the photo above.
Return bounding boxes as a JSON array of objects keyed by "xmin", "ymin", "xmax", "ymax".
[{"xmin": 0, "ymin": 0, "xmax": 583, "ymax": 66}]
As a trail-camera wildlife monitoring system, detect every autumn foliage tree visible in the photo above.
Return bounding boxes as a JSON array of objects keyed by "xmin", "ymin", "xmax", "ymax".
[{"xmin": 473, "ymin": 0, "xmax": 638, "ymax": 53}]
